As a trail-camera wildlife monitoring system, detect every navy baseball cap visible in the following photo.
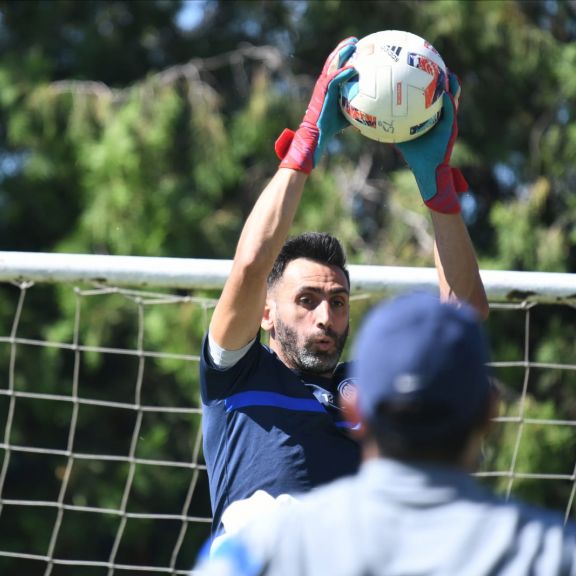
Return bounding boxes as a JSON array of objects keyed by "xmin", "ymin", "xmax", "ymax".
[{"xmin": 351, "ymin": 292, "xmax": 491, "ymax": 441}]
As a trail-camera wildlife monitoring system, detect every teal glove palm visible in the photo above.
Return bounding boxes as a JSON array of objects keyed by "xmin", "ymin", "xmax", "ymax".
[
  {"xmin": 397, "ymin": 72, "xmax": 468, "ymax": 214},
  {"xmin": 275, "ymin": 37, "xmax": 358, "ymax": 174}
]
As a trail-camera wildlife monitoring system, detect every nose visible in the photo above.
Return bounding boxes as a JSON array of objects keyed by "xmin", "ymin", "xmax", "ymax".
[{"xmin": 315, "ymin": 299, "xmax": 332, "ymax": 328}]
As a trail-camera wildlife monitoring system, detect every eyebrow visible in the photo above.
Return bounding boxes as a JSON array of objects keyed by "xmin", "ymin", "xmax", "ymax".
[{"xmin": 296, "ymin": 286, "xmax": 350, "ymax": 296}]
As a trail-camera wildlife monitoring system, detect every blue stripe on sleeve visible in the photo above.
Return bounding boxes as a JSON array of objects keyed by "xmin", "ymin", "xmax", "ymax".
[{"xmin": 224, "ymin": 391, "xmax": 328, "ymax": 414}]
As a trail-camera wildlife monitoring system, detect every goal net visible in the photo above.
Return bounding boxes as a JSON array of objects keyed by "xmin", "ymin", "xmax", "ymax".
[{"xmin": 0, "ymin": 252, "xmax": 574, "ymax": 575}]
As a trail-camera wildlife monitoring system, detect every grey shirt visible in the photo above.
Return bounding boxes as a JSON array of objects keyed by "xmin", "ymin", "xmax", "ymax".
[{"xmin": 197, "ymin": 458, "xmax": 576, "ymax": 575}]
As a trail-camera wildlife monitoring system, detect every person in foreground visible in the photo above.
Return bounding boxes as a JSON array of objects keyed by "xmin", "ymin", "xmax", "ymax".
[
  {"xmin": 197, "ymin": 292, "xmax": 576, "ymax": 576},
  {"xmin": 200, "ymin": 36, "xmax": 489, "ymax": 537}
]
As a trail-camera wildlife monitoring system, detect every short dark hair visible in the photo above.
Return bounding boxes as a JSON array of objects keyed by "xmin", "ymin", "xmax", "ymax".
[
  {"xmin": 370, "ymin": 393, "xmax": 493, "ymax": 464},
  {"xmin": 267, "ymin": 232, "xmax": 350, "ymax": 289}
]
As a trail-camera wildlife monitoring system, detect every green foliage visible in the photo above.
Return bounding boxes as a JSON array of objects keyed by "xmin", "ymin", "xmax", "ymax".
[
  {"xmin": 1, "ymin": 0, "xmax": 576, "ymax": 570},
  {"xmin": 489, "ymin": 178, "xmax": 568, "ymax": 271},
  {"xmin": 483, "ymin": 396, "xmax": 576, "ymax": 513}
]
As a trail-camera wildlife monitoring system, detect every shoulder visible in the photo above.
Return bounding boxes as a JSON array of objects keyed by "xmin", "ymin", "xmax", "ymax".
[
  {"xmin": 200, "ymin": 335, "xmax": 312, "ymax": 407},
  {"xmin": 486, "ymin": 495, "xmax": 576, "ymax": 560},
  {"xmin": 515, "ymin": 499, "xmax": 576, "ymax": 534},
  {"xmin": 195, "ymin": 533, "xmax": 267, "ymax": 576},
  {"xmin": 515, "ymin": 502, "xmax": 576, "ymax": 569},
  {"xmin": 197, "ymin": 504, "xmax": 295, "ymax": 576},
  {"xmin": 199, "ymin": 481, "xmax": 356, "ymax": 575},
  {"xmin": 200, "ymin": 334, "xmax": 269, "ymax": 403}
]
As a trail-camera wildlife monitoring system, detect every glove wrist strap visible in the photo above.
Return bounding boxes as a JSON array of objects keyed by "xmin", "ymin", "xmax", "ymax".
[
  {"xmin": 275, "ymin": 125, "xmax": 318, "ymax": 175},
  {"xmin": 424, "ymin": 165, "xmax": 468, "ymax": 214}
]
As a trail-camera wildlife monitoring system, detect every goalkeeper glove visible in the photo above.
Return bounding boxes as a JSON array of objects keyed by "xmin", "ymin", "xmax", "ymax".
[
  {"xmin": 396, "ymin": 72, "xmax": 468, "ymax": 214},
  {"xmin": 275, "ymin": 37, "xmax": 358, "ymax": 174}
]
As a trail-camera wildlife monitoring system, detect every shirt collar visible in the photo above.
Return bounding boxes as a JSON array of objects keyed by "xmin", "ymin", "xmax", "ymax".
[{"xmin": 358, "ymin": 458, "xmax": 487, "ymax": 506}]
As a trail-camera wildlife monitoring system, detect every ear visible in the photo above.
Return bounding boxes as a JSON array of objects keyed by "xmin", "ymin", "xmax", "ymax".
[
  {"xmin": 462, "ymin": 387, "xmax": 503, "ymax": 473},
  {"xmin": 483, "ymin": 384, "xmax": 502, "ymax": 433},
  {"xmin": 261, "ymin": 298, "xmax": 274, "ymax": 332}
]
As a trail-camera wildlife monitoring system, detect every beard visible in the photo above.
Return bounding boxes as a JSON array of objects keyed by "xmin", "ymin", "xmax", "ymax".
[{"xmin": 274, "ymin": 317, "xmax": 348, "ymax": 375}]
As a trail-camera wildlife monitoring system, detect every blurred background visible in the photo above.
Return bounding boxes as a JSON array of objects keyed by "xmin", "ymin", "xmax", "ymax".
[
  {"xmin": 1, "ymin": 0, "xmax": 576, "ymax": 268},
  {"xmin": 0, "ymin": 0, "xmax": 575, "ymax": 573}
]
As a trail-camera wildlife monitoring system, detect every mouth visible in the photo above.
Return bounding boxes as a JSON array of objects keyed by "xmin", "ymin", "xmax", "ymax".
[{"xmin": 313, "ymin": 337, "xmax": 335, "ymax": 350}]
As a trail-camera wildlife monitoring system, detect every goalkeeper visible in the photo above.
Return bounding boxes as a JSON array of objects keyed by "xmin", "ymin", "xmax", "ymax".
[{"xmin": 199, "ymin": 37, "xmax": 488, "ymax": 536}]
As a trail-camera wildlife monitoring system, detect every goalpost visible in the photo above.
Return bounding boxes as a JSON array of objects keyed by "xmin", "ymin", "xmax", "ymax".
[{"xmin": 0, "ymin": 252, "xmax": 575, "ymax": 575}]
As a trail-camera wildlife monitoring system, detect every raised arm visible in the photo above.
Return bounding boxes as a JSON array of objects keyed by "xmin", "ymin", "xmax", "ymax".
[
  {"xmin": 209, "ymin": 169, "xmax": 306, "ymax": 350},
  {"xmin": 431, "ymin": 211, "xmax": 488, "ymax": 319},
  {"xmin": 209, "ymin": 37, "xmax": 359, "ymax": 350},
  {"xmin": 397, "ymin": 72, "xmax": 489, "ymax": 319}
]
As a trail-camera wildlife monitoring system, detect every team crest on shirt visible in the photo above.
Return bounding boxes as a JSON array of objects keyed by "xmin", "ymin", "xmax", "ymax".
[{"xmin": 337, "ymin": 377, "xmax": 357, "ymax": 401}]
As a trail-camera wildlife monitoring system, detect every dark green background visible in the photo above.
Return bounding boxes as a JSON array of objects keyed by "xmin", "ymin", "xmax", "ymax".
[{"xmin": 0, "ymin": 1, "xmax": 575, "ymax": 573}]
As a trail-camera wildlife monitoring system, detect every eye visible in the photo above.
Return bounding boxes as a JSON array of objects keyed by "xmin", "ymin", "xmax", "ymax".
[
  {"xmin": 298, "ymin": 295, "xmax": 314, "ymax": 307},
  {"xmin": 331, "ymin": 297, "xmax": 348, "ymax": 309}
]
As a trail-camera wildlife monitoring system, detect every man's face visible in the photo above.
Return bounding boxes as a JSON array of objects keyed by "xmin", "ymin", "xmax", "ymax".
[{"xmin": 265, "ymin": 258, "xmax": 350, "ymax": 377}]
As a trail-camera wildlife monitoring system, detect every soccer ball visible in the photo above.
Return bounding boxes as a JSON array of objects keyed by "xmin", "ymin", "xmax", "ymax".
[{"xmin": 340, "ymin": 30, "xmax": 448, "ymax": 144}]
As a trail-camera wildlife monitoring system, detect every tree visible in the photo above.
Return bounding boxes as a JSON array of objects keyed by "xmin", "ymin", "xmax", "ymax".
[{"xmin": 0, "ymin": 1, "xmax": 575, "ymax": 572}]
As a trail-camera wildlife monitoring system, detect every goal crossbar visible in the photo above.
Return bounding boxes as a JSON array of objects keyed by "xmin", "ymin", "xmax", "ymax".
[{"xmin": 1, "ymin": 251, "xmax": 575, "ymax": 302}]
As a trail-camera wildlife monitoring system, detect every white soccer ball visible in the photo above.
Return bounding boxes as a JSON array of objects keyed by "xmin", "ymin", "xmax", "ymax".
[{"xmin": 340, "ymin": 30, "xmax": 448, "ymax": 144}]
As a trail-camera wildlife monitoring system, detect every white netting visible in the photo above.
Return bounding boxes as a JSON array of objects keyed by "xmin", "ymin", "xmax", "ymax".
[
  {"xmin": 0, "ymin": 282, "xmax": 213, "ymax": 575},
  {"xmin": 0, "ymin": 254, "xmax": 574, "ymax": 575}
]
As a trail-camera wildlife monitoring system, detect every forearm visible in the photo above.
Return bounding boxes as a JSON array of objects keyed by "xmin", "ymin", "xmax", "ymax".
[
  {"xmin": 209, "ymin": 168, "xmax": 307, "ymax": 349},
  {"xmin": 234, "ymin": 168, "xmax": 307, "ymax": 274},
  {"xmin": 431, "ymin": 211, "xmax": 489, "ymax": 320},
  {"xmin": 210, "ymin": 37, "xmax": 357, "ymax": 350}
]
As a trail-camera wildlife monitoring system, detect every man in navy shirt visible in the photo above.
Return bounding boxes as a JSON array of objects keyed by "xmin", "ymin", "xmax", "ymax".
[{"xmin": 200, "ymin": 37, "xmax": 488, "ymax": 535}]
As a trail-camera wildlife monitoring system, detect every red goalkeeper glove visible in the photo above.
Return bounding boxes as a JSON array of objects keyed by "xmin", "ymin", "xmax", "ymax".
[
  {"xmin": 275, "ymin": 37, "xmax": 358, "ymax": 174},
  {"xmin": 396, "ymin": 72, "xmax": 468, "ymax": 214}
]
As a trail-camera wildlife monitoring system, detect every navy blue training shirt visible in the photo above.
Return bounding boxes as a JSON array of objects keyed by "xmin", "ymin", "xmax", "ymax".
[{"xmin": 200, "ymin": 333, "xmax": 360, "ymax": 533}]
